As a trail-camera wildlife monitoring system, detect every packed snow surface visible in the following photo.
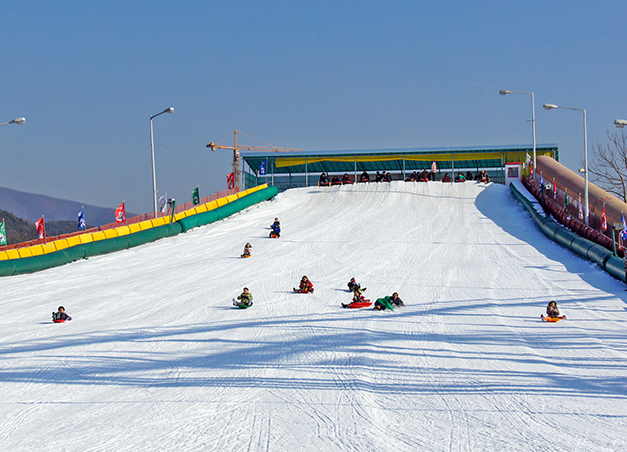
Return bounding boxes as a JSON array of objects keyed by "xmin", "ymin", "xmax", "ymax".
[{"xmin": 1, "ymin": 181, "xmax": 626, "ymax": 451}]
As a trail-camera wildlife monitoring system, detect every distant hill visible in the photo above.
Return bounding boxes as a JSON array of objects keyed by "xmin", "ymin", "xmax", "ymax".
[{"xmin": 0, "ymin": 186, "xmax": 136, "ymax": 227}]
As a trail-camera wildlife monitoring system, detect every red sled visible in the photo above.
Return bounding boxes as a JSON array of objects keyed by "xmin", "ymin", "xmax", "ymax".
[
  {"xmin": 342, "ymin": 301, "xmax": 372, "ymax": 308},
  {"xmin": 52, "ymin": 319, "xmax": 66, "ymax": 323},
  {"xmin": 269, "ymin": 234, "xmax": 279, "ymax": 238}
]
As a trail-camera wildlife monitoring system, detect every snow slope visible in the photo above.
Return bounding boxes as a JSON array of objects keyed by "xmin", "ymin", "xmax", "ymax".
[{"xmin": 1, "ymin": 181, "xmax": 626, "ymax": 452}]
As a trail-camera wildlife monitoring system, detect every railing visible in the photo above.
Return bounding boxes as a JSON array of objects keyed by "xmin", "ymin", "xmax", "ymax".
[{"xmin": 3, "ymin": 187, "xmax": 239, "ymax": 251}]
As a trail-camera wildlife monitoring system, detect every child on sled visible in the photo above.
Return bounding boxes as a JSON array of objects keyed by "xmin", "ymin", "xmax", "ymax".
[
  {"xmin": 294, "ymin": 276, "xmax": 314, "ymax": 293},
  {"xmin": 233, "ymin": 287, "xmax": 253, "ymax": 307},
  {"xmin": 241, "ymin": 242, "xmax": 252, "ymax": 258},
  {"xmin": 52, "ymin": 306, "xmax": 72, "ymax": 322}
]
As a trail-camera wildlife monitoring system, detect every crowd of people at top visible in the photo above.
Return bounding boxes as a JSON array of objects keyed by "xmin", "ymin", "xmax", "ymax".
[{"xmin": 318, "ymin": 163, "xmax": 491, "ymax": 186}]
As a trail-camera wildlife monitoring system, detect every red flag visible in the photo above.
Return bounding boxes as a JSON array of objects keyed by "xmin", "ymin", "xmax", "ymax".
[
  {"xmin": 35, "ymin": 216, "xmax": 45, "ymax": 240},
  {"xmin": 227, "ymin": 172, "xmax": 235, "ymax": 189},
  {"xmin": 602, "ymin": 204, "xmax": 607, "ymax": 232},
  {"xmin": 115, "ymin": 203, "xmax": 126, "ymax": 223}
]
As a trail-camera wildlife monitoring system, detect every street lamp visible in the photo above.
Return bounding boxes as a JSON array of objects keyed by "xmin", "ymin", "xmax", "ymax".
[
  {"xmin": 543, "ymin": 103, "xmax": 589, "ymax": 226},
  {"xmin": 500, "ymin": 90, "xmax": 536, "ymax": 187},
  {"xmin": 149, "ymin": 107, "xmax": 174, "ymax": 215},
  {"xmin": 614, "ymin": 119, "xmax": 627, "ymax": 128},
  {"xmin": 0, "ymin": 117, "xmax": 26, "ymax": 126}
]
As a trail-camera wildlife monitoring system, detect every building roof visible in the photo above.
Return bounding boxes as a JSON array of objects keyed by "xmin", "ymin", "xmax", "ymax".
[{"xmin": 242, "ymin": 144, "xmax": 558, "ymax": 175}]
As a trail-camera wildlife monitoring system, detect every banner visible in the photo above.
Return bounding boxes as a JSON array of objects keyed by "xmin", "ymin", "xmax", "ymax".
[
  {"xmin": 159, "ymin": 195, "xmax": 167, "ymax": 213},
  {"xmin": 601, "ymin": 204, "xmax": 607, "ymax": 232},
  {"xmin": 553, "ymin": 178, "xmax": 557, "ymax": 200},
  {"xmin": 578, "ymin": 194, "xmax": 583, "ymax": 220},
  {"xmin": 191, "ymin": 187, "xmax": 200, "ymax": 205},
  {"xmin": 35, "ymin": 216, "xmax": 45, "ymax": 239},
  {"xmin": 115, "ymin": 203, "xmax": 126, "ymax": 223},
  {"xmin": 227, "ymin": 172, "xmax": 235, "ymax": 189},
  {"xmin": 259, "ymin": 160, "xmax": 267, "ymax": 176},
  {"xmin": 78, "ymin": 209, "xmax": 86, "ymax": 230},
  {"xmin": 0, "ymin": 220, "xmax": 6, "ymax": 246}
]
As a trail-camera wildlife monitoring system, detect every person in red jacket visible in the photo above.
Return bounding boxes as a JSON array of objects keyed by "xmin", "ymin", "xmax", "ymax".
[{"xmin": 294, "ymin": 276, "xmax": 314, "ymax": 293}]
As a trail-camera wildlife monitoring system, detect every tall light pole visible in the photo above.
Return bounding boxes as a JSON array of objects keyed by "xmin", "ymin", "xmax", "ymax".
[
  {"xmin": 500, "ymin": 90, "xmax": 536, "ymax": 187},
  {"xmin": 0, "ymin": 117, "xmax": 26, "ymax": 127},
  {"xmin": 615, "ymin": 119, "xmax": 627, "ymax": 129},
  {"xmin": 544, "ymin": 103, "xmax": 588, "ymax": 226},
  {"xmin": 150, "ymin": 107, "xmax": 174, "ymax": 215}
]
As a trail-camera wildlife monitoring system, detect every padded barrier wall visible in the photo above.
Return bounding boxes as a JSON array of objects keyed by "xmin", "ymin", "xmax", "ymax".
[
  {"xmin": 510, "ymin": 182, "xmax": 624, "ymax": 282},
  {"xmin": 0, "ymin": 185, "xmax": 278, "ymax": 277}
]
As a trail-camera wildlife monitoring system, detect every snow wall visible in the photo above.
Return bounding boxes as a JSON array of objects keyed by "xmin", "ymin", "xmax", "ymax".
[
  {"xmin": 510, "ymin": 180, "xmax": 625, "ymax": 281},
  {"xmin": 0, "ymin": 185, "xmax": 278, "ymax": 277}
]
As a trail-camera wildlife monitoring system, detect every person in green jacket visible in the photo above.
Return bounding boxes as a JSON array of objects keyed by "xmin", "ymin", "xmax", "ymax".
[
  {"xmin": 233, "ymin": 287, "xmax": 253, "ymax": 307},
  {"xmin": 373, "ymin": 295, "xmax": 394, "ymax": 311}
]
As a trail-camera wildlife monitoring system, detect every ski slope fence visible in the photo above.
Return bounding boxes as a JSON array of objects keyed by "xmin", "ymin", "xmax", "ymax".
[
  {"xmin": 0, "ymin": 184, "xmax": 278, "ymax": 277},
  {"xmin": 510, "ymin": 180, "xmax": 625, "ymax": 282}
]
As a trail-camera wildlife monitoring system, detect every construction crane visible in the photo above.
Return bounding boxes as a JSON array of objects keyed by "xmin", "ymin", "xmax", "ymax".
[{"xmin": 206, "ymin": 130, "xmax": 302, "ymax": 189}]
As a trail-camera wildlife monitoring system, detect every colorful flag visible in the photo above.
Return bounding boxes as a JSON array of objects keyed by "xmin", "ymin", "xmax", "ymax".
[
  {"xmin": 601, "ymin": 204, "xmax": 607, "ymax": 232},
  {"xmin": 553, "ymin": 178, "xmax": 557, "ymax": 200},
  {"xmin": 578, "ymin": 194, "xmax": 583, "ymax": 220},
  {"xmin": 115, "ymin": 203, "xmax": 126, "ymax": 223},
  {"xmin": 259, "ymin": 161, "xmax": 267, "ymax": 176},
  {"xmin": 621, "ymin": 213, "xmax": 627, "ymax": 242},
  {"xmin": 35, "ymin": 216, "xmax": 45, "ymax": 240},
  {"xmin": 0, "ymin": 220, "xmax": 6, "ymax": 246},
  {"xmin": 227, "ymin": 172, "xmax": 235, "ymax": 189},
  {"xmin": 78, "ymin": 209, "xmax": 86, "ymax": 230},
  {"xmin": 191, "ymin": 187, "xmax": 200, "ymax": 205},
  {"xmin": 159, "ymin": 195, "xmax": 167, "ymax": 213},
  {"xmin": 564, "ymin": 191, "xmax": 569, "ymax": 212}
]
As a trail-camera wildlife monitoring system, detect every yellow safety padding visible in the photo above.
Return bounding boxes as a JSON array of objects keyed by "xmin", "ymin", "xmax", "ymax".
[
  {"xmin": 42, "ymin": 243, "xmax": 59, "ymax": 254},
  {"xmin": 116, "ymin": 226, "xmax": 131, "ymax": 236},
  {"xmin": 66, "ymin": 236, "xmax": 83, "ymax": 248},
  {"xmin": 128, "ymin": 223, "xmax": 142, "ymax": 234},
  {"xmin": 29, "ymin": 245, "xmax": 45, "ymax": 256},
  {"xmin": 91, "ymin": 231, "xmax": 107, "ymax": 242},
  {"xmin": 18, "ymin": 247, "xmax": 33, "ymax": 258},
  {"xmin": 194, "ymin": 204, "xmax": 208, "ymax": 214},
  {"xmin": 103, "ymin": 229, "xmax": 119, "ymax": 239},
  {"xmin": 138, "ymin": 220, "xmax": 153, "ymax": 231},
  {"xmin": 54, "ymin": 239, "xmax": 69, "ymax": 250},
  {"xmin": 226, "ymin": 194, "xmax": 238, "ymax": 203},
  {"xmin": 79, "ymin": 234, "xmax": 94, "ymax": 244},
  {"xmin": 216, "ymin": 197, "xmax": 228, "ymax": 207},
  {"xmin": 151, "ymin": 217, "xmax": 167, "ymax": 227},
  {"xmin": 174, "ymin": 211, "xmax": 188, "ymax": 222},
  {"xmin": 204, "ymin": 200, "xmax": 218, "ymax": 211},
  {"xmin": 0, "ymin": 251, "xmax": 9, "ymax": 261},
  {"xmin": 5, "ymin": 249, "xmax": 21, "ymax": 259}
]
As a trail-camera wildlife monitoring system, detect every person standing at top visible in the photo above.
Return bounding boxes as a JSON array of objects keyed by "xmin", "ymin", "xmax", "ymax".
[{"xmin": 429, "ymin": 161, "xmax": 437, "ymax": 181}]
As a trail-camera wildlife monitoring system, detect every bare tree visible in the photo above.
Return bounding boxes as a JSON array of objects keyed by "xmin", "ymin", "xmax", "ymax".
[{"xmin": 588, "ymin": 131, "xmax": 627, "ymax": 203}]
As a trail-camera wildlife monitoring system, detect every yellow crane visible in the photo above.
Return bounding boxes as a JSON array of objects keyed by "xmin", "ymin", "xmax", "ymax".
[{"xmin": 207, "ymin": 130, "xmax": 302, "ymax": 189}]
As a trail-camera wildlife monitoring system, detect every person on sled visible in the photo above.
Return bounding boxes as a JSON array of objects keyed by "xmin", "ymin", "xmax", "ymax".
[
  {"xmin": 294, "ymin": 276, "xmax": 314, "ymax": 293},
  {"xmin": 270, "ymin": 218, "xmax": 281, "ymax": 237},
  {"xmin": 241, "ymin": 242, "xmax": 252, "ymax": 257},
  {"xmin": 233, "ymin": 287, "xmax": 253, "ymax": 307},
  {"xmin": 373, "ymin": 295, "xmax": 394, "ymax": 311},
  {"xmin": 347, "ymin": 277, "xmax": 366, "ymax": 293},
  {"xmin": 52, "ymin": 306, "xmax": 72, "ymax": 322},
  {"xmin": 319, "ymin": 172, "xmax": 329, "ymax": 186},
  {"xmin": 544, "ymin": 300, "xmax": 565, "ymax": 319},
  {"xmin": 390, "ymin": 292, "xmax": 404, "ymax": 307}
]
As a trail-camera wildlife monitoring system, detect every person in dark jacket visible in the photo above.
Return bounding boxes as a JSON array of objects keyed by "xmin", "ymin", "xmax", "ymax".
[
  {"xmin": 52, "ymin": 306, "xmax": 72, "ymax": 322},
  {"xmin": 270, "ymin": 218, "xmax": 281, "ymax": 237},
  {"xmin": 342, "ymin": 173, "xmax": 353, "ymax": 184},
  {"xmin": 545, "ymin": 301, "xmax": 564, "ymax": 318},
  {"xmin": 375, "ymin": 171, "xmax": 382, "ymax": 182},
  {"xmin": 331, "ymin": 175, "xmax": 341, "ymax": 185},
  {"xmin": 347, "ymin": 277, "xmax": 366, "ymax": 293},
  {"xmin": 442, "ymin": 173, "xmax": 452, "ymax": 182},
  {"xmin": 390, "ymin": 292, "xmax": 404, "ymax": 307},
  {"xmin": 359, "ymin": 170, "xmax": 370, "ymax": 183},
  {"xmin": 319, "ymin": 173, "xmax": 329, "ymax": 186},
  {"xmin": 420, "ymin": 169, "xmax": 429, "ymax": 181},
  {"xmin": 478, "ymin": 170, "xmax": 490, "ymax": 183}
]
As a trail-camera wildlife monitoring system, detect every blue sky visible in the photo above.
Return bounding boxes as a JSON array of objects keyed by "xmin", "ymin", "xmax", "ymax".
[{"xmin": 1, "ymin": 1, "xmax": 625, "ymax": 214}]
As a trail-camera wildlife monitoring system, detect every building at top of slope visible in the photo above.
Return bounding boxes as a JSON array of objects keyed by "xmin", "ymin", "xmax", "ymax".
[{"xmin": 239, "ymin": 144, "xmax": 558, "ymax": 191}]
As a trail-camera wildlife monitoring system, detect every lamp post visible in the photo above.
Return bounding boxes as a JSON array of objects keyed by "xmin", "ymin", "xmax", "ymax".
[
  {"xmin": 0, "ymin": 117, "xmax": 25, "ymax": 127},
  {"xmin": 615, "ymin": 119, "xmax": 627, "ymax": 129},
  {"xmin": 149, "ymin": 107, "xmax": 174, "ymax": 215},
  {"xmin": 544, "ymin": 103, "xmax": 588, "ymax": 226},
  {"xmin": 500, "ymin": 90, "xmax": 536, "ymax": 187}
]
